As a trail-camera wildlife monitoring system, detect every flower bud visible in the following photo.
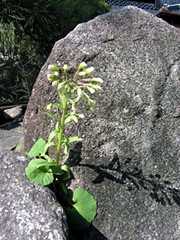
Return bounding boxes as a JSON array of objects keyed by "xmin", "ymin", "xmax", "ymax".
[
  {"xmin": 63, "ymin": 64, "xmax": 69, "ymax": 72},
  {"xmin": 78, "ymin": 62, "xmax": 87, "ymax": 70},
  {"xmin": 54, "ymin": 71, "xmax": 59, "ymax": 77},
  {"xmin": 47, "ymin": 73, "xmax": 55, "ymax": 81},
  {"xmin": 92, "ymin": 85, "xmax": 102, "ymax": 91},
  {"xmin": 78, "ymin": 71, "xmax": 86, "ymax": 77},
  {"xmin": 52, "ymin": 81, "xmax": 59, "ymax": 87},
  {"xmin": 48, "ymin": 64, "xmax": 59, "ymax": 71},
  {"xmin": 47, "ymin": 103, "xmax": 53, "ymax": 111},
  {"xmin": 92, "ymin": 78, "xmax": 103, "ymax": 84},
  {"xmin": 57, "ymin": 83, "xmax": 63, "ymax": 90},
  {"xmin": 57, "ymin": 81, "xmax": 66, "ymax": 90},
  {"xmin": 78, "ymin": 113, "xmax": 84, "ymax": 118},
  {"xmin": 85, "ymin": 67, "xmax": 94, "ymax": 75}
]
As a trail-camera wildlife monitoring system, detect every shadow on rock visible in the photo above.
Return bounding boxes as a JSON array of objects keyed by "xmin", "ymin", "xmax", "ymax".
[
  {"xmin": 69, "ymin": 225, "xmax": 108, "ymax": 240},
  {"xmin": 68, "ymin": 143, "xmax": 180, "ymax": 207}
]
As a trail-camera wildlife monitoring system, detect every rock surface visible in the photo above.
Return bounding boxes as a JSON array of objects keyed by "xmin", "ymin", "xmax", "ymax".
[
  {"xmin": 24, "ymin": 6, "xmax": 180, "ymax": 240},
  {"xmin": 0, "ymin": 122, "xmax": 23, "ymax": 152},
  {"xmin": 0, "ymin": 151, "xmax": 68, "ymax": 240}
]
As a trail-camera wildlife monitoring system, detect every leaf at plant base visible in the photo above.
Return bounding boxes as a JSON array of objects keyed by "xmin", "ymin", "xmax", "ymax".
[
  {"xmin": 50, "ymin": 165, "xmax": 65, "ymax": 176},
  {"xmin": 64, "ymin": 188, "xmax": 97, "ymax": 230},
  {"xmin": 25, "ymin": 159, "xmax": 54, "ymax": 186},
  {"xmin": 27, "ymin": 138, "xmax": 46, "ymax": 158}
]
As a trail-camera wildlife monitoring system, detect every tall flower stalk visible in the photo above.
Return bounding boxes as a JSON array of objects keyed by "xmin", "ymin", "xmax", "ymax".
[{"xmin": 25, "ymin": 62, "xmax": 103, "ymax": 230}]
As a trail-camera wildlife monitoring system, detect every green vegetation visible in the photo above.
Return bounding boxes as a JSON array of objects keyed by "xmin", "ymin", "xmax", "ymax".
[
  {"xmin": 0, "ymin": 0, "xmax": 110, "ymax": 104},
  {"xmin": 25, "ymin": 62, "xmax": 103, "ymax": 229}
]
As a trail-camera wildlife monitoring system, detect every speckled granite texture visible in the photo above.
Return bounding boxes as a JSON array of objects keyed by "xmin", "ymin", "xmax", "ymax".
[
  {"xmin": 24, "ymin": 6, "xmax": 180, "ymax": 240},
  {"xmin": 0, "ymin": 151, "xmax": 68, "ymax": 240}
]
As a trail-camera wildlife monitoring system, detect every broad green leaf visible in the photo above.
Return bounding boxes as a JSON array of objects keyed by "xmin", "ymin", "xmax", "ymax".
[
  {"xmin": 64, "ymin": 188, "xmax": 97, "ymax": 230},
  {"xmin": 27, "ymin": 138, "xmax": 46, "ymax": 158},
  {"xmin": 25, "ymin": 159, "xmax": 54, "ymax": 186}
]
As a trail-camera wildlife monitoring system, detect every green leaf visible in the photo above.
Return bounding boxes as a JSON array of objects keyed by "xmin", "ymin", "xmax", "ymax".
[
  {"xmin": 64, "ymin": 188, "xmax": 97, "ymax": 230},
  {"xmin": 68, "ymin": 136, "xmax": 82, "ymax": 143},
  {"xmin": 69, "ymin": 99, "xmax": 76, "ymax": 111},
  {"xmin": 25, "ymin": 159, "xmax": 54, "ymax": 186},
  {"xmin": 52, "ymin": 103, "xmax": 64, "ymax": 110},
  {"xmin": 48, "ymin": 130, "xmax": 59, "ymax": 143},
  {"xmin": 62, "ymin": 136, "xmax": 81, "ymax": 154},
  {"xmin": 40, "ymin": 154, "xmax": 54, "ymax": 163},
  {"xmin": 27, "ymin": 138, "xmax": 46, "ymax": 158},
  {"xmin": 44, "ymin": 110, "xmax": 60, "ymax": 123},
  {"xmin": 65, "ymin": 114, "xmax": 78, "ymax": 124},
  {"xmin": 61, "ymin": 164, "xmax": 71, "ymax": 180},
  {"xmin": 63, "ymin": 142, "xmax": 69, "ymax": 155},
  {"xmin": 50, "ymin": 165, "xmax": 64, "ymax": 176},
  {"xmin": 43, "ymin": 142, "xmax": 56, "ymax": 155},
  {"xmin": 59, "ymin": 92, "xmax": 66, "ymax": 108}
]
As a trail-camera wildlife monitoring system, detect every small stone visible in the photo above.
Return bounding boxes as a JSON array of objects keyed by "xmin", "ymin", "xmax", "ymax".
[{"xmin": 3, "ymin": 106, "xmax": 23, "ymax": 120}]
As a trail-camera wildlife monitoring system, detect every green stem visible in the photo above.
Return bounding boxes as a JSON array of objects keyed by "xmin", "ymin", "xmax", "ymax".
[{"xmin": 56, "ymin": 97, "xmax": 68, "ymax": 164}]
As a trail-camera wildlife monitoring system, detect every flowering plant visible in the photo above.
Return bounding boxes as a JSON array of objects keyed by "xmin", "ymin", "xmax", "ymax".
[{"xmin": 25, "ymin": 62, "xmax": 103, "ymax": 230}]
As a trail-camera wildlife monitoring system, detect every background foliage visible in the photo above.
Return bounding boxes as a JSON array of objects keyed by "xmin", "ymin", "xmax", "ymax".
[{"xmin": 0, "ymin": 0, "xmax": 110, "ymax": 104}]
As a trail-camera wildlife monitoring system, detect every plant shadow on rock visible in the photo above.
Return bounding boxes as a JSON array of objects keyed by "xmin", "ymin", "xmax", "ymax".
[
  {"xmin": 64, "ymin": 142, "xmax": 180, "ymax": 239},
  {"xmin": 68, "ymin": 225, "xmax": 108, "ymax": 240},
  {"xmin": 68, "ymin": 143, "xmax": 180, "ymax": 207}
]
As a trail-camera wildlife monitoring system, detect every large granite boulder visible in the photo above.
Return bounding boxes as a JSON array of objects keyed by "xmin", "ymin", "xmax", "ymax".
[
  {"xmin": 24, "ymin": 6, "xmax": 180, "ymax": 240},
  {"xmin": 0, "ymin": 151, "xmax": 68, "ymax": 240}
]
